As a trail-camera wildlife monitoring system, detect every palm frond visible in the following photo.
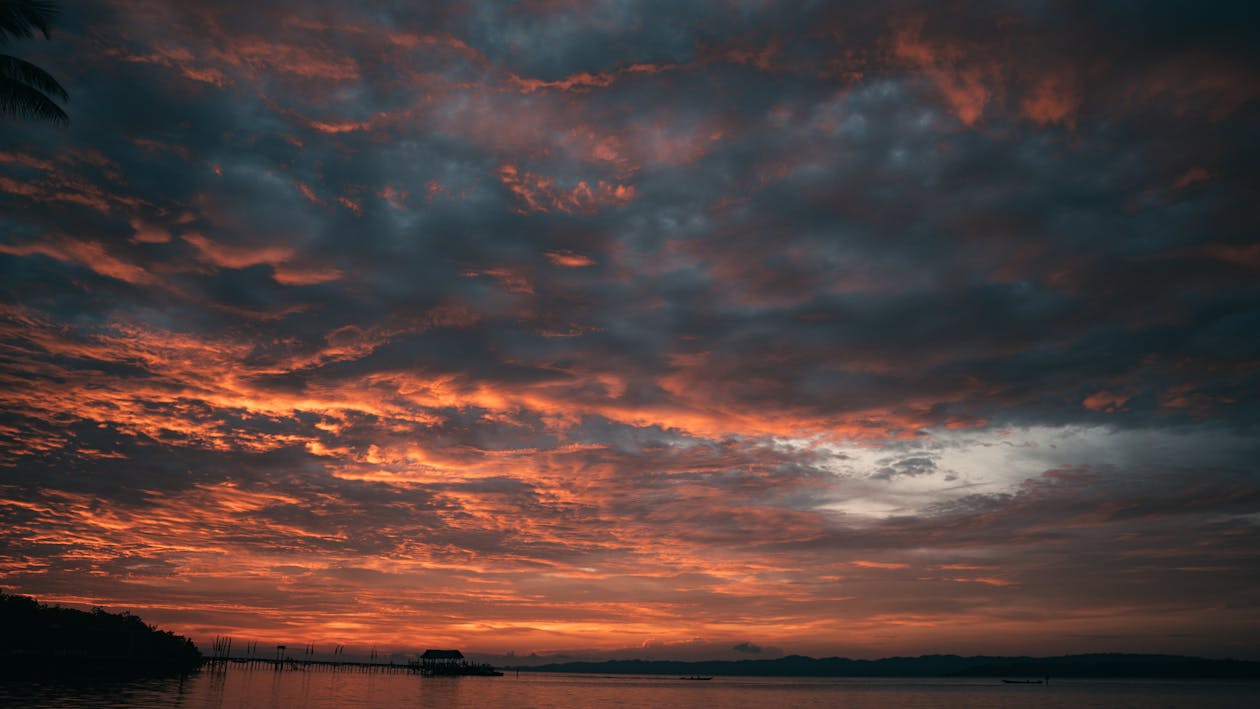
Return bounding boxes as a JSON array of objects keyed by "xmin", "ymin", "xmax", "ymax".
[
  {"xmin": 0, "ymin": 0, "xmax": 60, "ymax": 41},
  {"xmin": 0, "ymin": 75, "xmax": 68, "ymax": 123},
  {"xmin": 0, "ymin": 53, "xmax": 66, "ymax": 100}
]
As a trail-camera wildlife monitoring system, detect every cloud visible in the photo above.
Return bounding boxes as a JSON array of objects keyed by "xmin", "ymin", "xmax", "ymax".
[{"xmin": 0, "ymin": 0, "xmax": 1256, "ymax": 661}]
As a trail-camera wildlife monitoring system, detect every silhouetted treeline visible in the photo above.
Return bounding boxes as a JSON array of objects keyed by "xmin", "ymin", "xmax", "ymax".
[
  {"xmin": 0, "ymin": 591, "xmax": 202, "ymax": 678},
  {"xmin": 513, "ymin": 653, "xmax": 1260, "ymax": 679}
]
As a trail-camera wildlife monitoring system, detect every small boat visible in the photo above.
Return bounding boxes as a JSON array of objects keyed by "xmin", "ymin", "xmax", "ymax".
[
  {"xmin": 680, "ymin": 676, "xmax": 713, "ymax": 680},
  {"xmin": 1002, "ymin": 679, "xmax": 1043, "ymax": 684}
]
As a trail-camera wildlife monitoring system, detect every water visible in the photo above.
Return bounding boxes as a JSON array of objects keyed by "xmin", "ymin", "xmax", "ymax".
[{"xmin": 2, "ymin": 667, "xmax": 1255, "ymax": 708}]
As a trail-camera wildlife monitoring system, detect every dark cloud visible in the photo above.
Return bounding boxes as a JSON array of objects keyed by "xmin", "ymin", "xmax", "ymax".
[{"xmin": 0, "ymin": 0, "xmax": 1256, "ymax": 659}]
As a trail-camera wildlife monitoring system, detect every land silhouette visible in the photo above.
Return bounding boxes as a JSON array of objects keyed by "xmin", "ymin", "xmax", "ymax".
[
  {"xmin": 511, "ymin": 654, "xmax": 1260, "ymax": 679},
  {"xmin": 0, "ymin": 591, "xmax": 201, "ymax": 678}
]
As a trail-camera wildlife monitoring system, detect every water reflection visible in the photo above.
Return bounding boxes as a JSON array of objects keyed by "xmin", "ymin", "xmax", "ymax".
[{"xmin": 2, "ymin": 666, "xmax": 1258, "ymax": 709}]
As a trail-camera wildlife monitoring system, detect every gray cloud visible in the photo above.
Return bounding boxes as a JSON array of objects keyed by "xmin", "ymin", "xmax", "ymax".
[{"xmin": 0, "ymin": 0, "xmax": 1256, "ymax": 660}]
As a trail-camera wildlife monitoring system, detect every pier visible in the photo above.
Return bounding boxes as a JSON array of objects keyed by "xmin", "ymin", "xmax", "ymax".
[
  {"xmin": 201, "ymin": 656, "xmax": 415, "ymax": 674},
  {"xmin": 203, "ymin": 636, "xmax": 415, "ymax": 674}
]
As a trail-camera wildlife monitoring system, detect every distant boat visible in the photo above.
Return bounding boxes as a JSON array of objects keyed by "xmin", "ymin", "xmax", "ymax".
[
  {"xmin": 1002, "ymin": 679, "xmax": 1043, "ymax": 684},
  {"xmin": 680, "ymin": 676, "xmax": 713, "ymax": 680}
]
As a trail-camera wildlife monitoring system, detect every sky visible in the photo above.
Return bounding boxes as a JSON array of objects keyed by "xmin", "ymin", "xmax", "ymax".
[{"xmin": 1, "ymin": 0, "xmax": 1258, "ymax": 662}]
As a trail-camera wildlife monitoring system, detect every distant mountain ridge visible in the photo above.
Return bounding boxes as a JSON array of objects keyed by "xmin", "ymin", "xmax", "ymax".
[{"xmin": 513, "ymin": 653, "xmax": 1260, "ymax": 679}]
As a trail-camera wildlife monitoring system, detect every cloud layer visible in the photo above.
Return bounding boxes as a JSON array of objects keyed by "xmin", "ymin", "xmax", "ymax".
[{"xmin": 1, "ymin": 0, "xmax": 1257, "ymax": 659}]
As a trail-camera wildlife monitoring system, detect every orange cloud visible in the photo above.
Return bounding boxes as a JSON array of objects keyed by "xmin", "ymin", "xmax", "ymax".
[
  {"xmin": 379, "ymin": 185, "xmax": 409, "ymax": 208},
  {"xmin": 129, "ymin": 217, "xmax": 173, "ymax": 244},
  {"xmin": 0, "ymin": 156, "xmax": 145, "ymax": 214},
  {"xmin": 106, "ymin": 44, "xmax": 231, "ymax": 88},
  {"xmin": 272, "ymin": 265, "xmax": 343, "ymax": 285},
  {"xmin": 510, "ymin": 62, "xmax": 677, "ymax": 94},
  {"xmin": 892, "ymin": 18, "xmax": 996, "ymax": 127},
  {"xmin": 295, "ymin": 181, "xmax": 324, "ymax": 204},
  {"xmin": 1083, "ymin": 390, "xmax": 1131, "ymax": 413},
  {"xmin": 463, "ymin": 266, "xmax": 535, "ymax": 295},
  {"xmin": 0, "ymin": 238, "xmax": 158, "ymax": 286},
  {"xmin": 498, "ymin": 164, "xmax": 636, "ymax": 215},
  {"xmin": 1203, "ymin": 243, "xmax": 1260, "ymax": 269},
  {"xmin": 1174, "ymin": 167, "xmax": 1212, "ymax": 190},
  {"xmin": 310, "ymin": 119, "xmax": 373, "ymax": 134},
  {"xmin": 223, "ymin": 36, "xmax": 360, "ymax": 82},
  {"xmin": 182, "ymin": 233, "xmax": 294, "ymax": 269},
  {"xmin": 545, "ymin": 250, "xmax": 596, "ymax": 267},
  {"xmin": 1021, "ymin": 73, "xmax": 1080, "ymax": 127},
  {"xmin": 0, "ymin": 151, "xmax": 57, "ymax": 172},
  {"xmin": 851, "ymin": 560, "xmax": 911, "ymax": 570}
]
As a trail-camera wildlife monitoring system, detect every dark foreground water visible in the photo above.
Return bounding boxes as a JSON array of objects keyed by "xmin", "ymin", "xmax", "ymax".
[{"xmin": 2, "ymin": 666, "xmax": 1256, "ymax": 708}]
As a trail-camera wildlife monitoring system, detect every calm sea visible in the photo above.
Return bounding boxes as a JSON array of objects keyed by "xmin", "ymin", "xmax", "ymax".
[{"xmin": 1, "ymin": 667, "xmax": 1256, "ymax": 708}]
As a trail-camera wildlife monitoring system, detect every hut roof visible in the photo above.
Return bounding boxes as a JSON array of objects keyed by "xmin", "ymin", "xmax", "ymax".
[{"xmin": 421, "ymin": 649, "xmax": 464, "ymax": 660}]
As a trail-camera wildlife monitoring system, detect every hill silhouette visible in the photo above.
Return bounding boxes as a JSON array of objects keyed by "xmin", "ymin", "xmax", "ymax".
[
  {"xmin": 513, "ymin": 653, "xmax": 1260, "ymax": 679},
  {"xmin": 0, "ymin": 591, "xmax": 202, "ymax": 678}
]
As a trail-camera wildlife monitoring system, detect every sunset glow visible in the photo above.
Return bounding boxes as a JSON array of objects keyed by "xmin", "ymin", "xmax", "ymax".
[{"xmin": 2, "ymin": 1, "xmax": 1257, "ymax": 663}]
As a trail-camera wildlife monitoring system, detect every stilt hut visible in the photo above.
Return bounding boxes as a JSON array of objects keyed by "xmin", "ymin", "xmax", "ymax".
[
  {"xmin": 410, "ymin": 648, "xmax": 503, "ymax": 676},
  {"xmin": 418, "ymin": 649, "xmax": 464, "ymax": 674}
]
